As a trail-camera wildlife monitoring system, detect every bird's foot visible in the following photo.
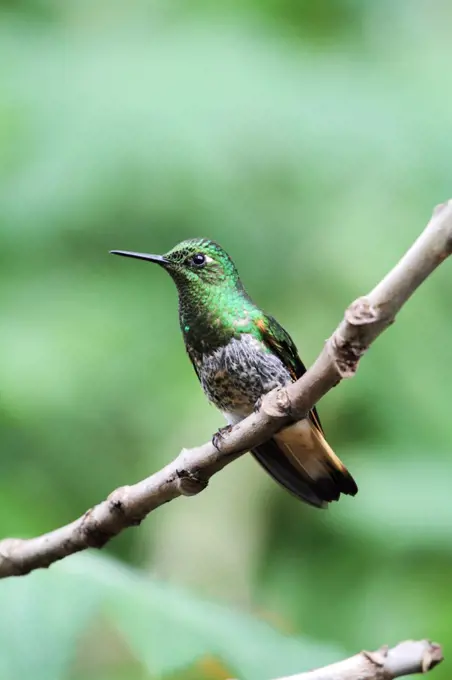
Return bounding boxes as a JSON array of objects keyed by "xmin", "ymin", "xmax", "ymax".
[
  {"xmin": 212, "ymin": 424, "xmax": 233, "ymax": 451},
  {"xmin": 253, "ymin": 396, "xmax": 263, "ymax": 413}
]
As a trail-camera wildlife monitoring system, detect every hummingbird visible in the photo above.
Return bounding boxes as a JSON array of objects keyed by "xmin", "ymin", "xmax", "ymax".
[{"xmin": 111, "ymin": 239, "xmax": 358, "ymax": 508}]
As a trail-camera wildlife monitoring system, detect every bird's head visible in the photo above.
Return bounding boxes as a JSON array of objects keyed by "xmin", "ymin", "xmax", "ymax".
[{"xmin": 111, "ymin": 238, "xmax": 242, "ymax": 294}]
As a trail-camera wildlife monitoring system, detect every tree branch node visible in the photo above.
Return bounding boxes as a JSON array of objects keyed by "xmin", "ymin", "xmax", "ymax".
[{"xmin": 176, "ymin": 468, "xmax": 209, "ymax": 496}]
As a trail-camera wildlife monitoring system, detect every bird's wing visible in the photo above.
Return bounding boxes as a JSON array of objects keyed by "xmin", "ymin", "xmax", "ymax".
[
  {"xmin": 184, "ymin": 343, "xmax": 202, "ymax": 382},
  {"xmin": 252, "ymin": 314, "xmax": 357, "ymax": 507},
  {"xmin": 255, "ymin": 314, "xmax": 323, "ymax": 432}
]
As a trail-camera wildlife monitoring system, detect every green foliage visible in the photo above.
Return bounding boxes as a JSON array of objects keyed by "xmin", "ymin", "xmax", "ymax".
[
  {"xmin": 0, "ymin": 553, "xmax": 342, "ymax": 679},
  {"xmin": 0, "ymin": 0, "xmax": 451, "ymax": 678},
  {"xmin": 0, "ymin": 566, "xmax": 100, "ymax": 680}
]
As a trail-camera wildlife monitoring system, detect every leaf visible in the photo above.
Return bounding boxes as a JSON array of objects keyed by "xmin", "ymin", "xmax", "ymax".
[
  {"xmin": 61, "ymin": 552, "xmax": 343, "ymax": 679},
  {"xmin": 0, "ymin": 567, "xmax": 101, "ymax": 680},
  {"xmin": 0, "ymin": 552, "xmax": 343, "ymax": 679}
]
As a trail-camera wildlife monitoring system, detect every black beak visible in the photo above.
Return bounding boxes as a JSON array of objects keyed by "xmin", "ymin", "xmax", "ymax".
[{"xmin": 110, "ymin": 250, "xmax": 170, "ymax": 266}]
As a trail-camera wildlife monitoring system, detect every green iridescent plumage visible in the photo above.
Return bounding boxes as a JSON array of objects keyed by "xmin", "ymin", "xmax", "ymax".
[
  {"xmin": 164, "ymin": 239, "xmax": 304, "ymax": 373},
  {"xmin": 111, "ymin": 238, "xmax": 358, "ymax": 507},
  {"xmin": 166, "ymin": 239, "xmax": 264, "ymax": 350}
]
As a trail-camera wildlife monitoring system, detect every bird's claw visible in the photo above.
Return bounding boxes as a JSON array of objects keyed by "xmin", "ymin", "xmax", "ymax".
[
  {"xmin": 212, "ymin": 424, "xmax": 233, "ymax": 451},
  {"xmin": 253, "ymin": 396, "xmax": 263, "ymax": 413}
]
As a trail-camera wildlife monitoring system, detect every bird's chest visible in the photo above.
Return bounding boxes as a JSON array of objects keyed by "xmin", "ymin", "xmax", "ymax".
[{"xmin": 197, "ymin": 335, "xmax": 292, "ymax": 417}]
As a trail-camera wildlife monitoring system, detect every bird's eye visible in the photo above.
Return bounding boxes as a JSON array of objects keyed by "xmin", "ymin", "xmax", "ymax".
[{"xmin": 191, "ymin": 253, "xmax": 206, "ymax": 267}]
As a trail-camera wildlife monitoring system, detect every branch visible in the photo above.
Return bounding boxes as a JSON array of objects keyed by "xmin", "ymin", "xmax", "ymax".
[
  {"xmin": 1, "ymin": 200, "xmax": 452, "ymax": 578},
  {"xmin": 272, "ymin": 640, "xmax": 443, "ymax": 680}
]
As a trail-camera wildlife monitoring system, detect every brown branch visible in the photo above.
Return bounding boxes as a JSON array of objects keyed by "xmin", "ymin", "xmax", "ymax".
[
  {"xmin": 271, "ymin": 640, "xmax": 443, "ymax": 680},
  {"xmin": 1, "ymin": 201, "xmax": 452, "ymax": 579}
]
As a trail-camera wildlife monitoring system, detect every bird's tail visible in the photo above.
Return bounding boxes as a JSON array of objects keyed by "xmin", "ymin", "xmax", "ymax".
[{"xmin": 251, "ymin": 418, "xmax": 357, "ymax": 508}]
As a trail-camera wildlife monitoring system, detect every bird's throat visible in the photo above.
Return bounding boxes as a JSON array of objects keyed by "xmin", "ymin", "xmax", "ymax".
[{"xmin": 178, "ymin": 285, "xmax": 258, "ymax": 355}]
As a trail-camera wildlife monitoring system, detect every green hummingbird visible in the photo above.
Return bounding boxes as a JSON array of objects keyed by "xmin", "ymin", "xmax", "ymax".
[{"xmin": 111, "ymin": 239, "xmax": 358, "ymax": 508}]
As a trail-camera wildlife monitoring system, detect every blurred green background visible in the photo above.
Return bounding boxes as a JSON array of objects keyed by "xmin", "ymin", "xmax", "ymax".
[{"xmin": 0, "ymin": 1, "xmax": 451, "ymax": 678}]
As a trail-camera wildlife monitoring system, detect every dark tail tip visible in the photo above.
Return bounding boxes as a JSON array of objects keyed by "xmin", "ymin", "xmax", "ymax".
[
  {"xmin": 251, "ymin": 441, "xmax": 358, "ymax": 507},
  {"xmin": 328, "ymin": 464, "xmax": 358, "ymax": 498}
]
